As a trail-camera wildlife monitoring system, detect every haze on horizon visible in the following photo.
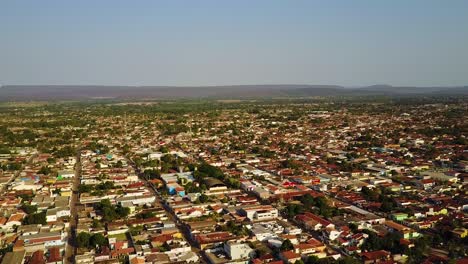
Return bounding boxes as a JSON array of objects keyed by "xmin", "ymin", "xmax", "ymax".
[{"xmin": 1, "ymin": 0, "xmax": 468, "ymax": 87}]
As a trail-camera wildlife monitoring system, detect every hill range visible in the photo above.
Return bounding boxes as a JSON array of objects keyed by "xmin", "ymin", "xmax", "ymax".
[{"xmin": 0, "ymin": 84, "xmax": 467, "ymax": 101}]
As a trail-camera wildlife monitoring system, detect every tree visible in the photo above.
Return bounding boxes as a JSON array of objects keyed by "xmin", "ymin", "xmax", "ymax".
[
  {"xmin": 77, "ymin": 232, "xmax": 91, "ymax": 248},
  {"xmin": 284, "ymin": 203, "xmax": 304, "ymax": 218},
  {"xmin": 129, "ymin": 225, "xmax": 144, "ymax": 236},
  {"xmin": 136, "ymin": 211, "xmax": 155, "ymax": 219},
  {"xmin": 305, "ymin": 256, "xmax": 319, "ymax": 264},
  {"xmin": 280, "ymin": 239, "xmax": 294, "ymax": 251},
  {"xmin": 143, "ymin": 169, "xmax": 160, "ymax": 180},
  {"xmin": 115, "ymin": 205, "xmax": 130, "ymax": 218},
  {"xmin": 91, "ymin": 219, "xmax": 102, "ymax": 228},
  {"xmin": 38, "ymin": 166, "xmax": 52, "ymax": 175},
  {"xmin": 54, "ymin": 145, "xmax": 76, "ymax": 158},
  {"xmin": 97, "ymin": 199, "xmax": 130, "ymax": 222},
  {"xmin": 90, "ymin": 233, "xmax": 107, "ymax": 248},
  {"xmin": 23, "ymin": 212, "xmax": 46, "ymax": 225},
  {"xmin": 21, "ymin": 204, "xmax": 38, "ymax": 214},
  {"xmin": 361, "ymin": 231, "xmax": 403, "ymax": 254},
  {"xmin": 295, "ymin": 261, "xmax": 305, "ymax": 264},
  {"xmin": 348, "ymin": 222, "xmax": 358, "ymax": 233},
  {"xmin": 159, "ymin": 241, "xmax": 171, "ymax": 252},
  {"xmin": 338, "ymin": 257, "xmax": 361, "ymax": 264},
  {"xmin": 7, "ymin": 162, "xmax": 21, "ymax": 171},
  {"xmin": 281, "ymin": 159, "xmax": 300, "ymax": 169},
  {"xmin": 115, "ymin": 160, "xmax": 123, "ymax": 168},
  {"xmin": 160, "ymin": 146, "xmax": 169, "ymax": 153},
  {"xmin": 197, "ymin": 163, "xmax": 224, "ymax": 179},
  {"xmin": 198, "ymin": 194, "xmax": 209, "ymax": 203},
  {"xmin": 78, "ymin": 184, "xmax": 93, "ymax": 193}
]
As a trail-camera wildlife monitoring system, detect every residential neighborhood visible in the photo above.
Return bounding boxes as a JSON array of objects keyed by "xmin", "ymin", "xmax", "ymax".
[{"xmin": 0, "ymin": 98, "xmax": 466, "ymax": 264}]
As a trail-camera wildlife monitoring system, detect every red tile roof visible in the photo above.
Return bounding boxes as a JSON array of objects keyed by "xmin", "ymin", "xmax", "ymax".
[
  {"xmin": 361, "ymin": 250, "xmax": 390, "ymax": 260},
  {"xmin": 47, "ymin": 247, "xmax": 61, "ymax": 262}
]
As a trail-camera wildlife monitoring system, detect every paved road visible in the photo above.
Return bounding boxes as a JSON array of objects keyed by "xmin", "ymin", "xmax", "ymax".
[{"xmin": 64, "ymin": 151, "xmax": 82, "ymax": 264}]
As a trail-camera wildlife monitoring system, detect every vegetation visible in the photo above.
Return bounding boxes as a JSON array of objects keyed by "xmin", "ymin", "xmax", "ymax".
[
  {"xmin": 280, "ymin": 239, "xmax": 294, "ymax": 251},
  {"xmin": 77, "ymin": 232, "xmax": 107, "ymax": 249},
  {"xmin": 136, "ymin": 211, "xmax": 155, "ymax": 219},
  {"xmin": 21, "ymin": 204, "xmax": 38, "ymax": 214},
  {"xmin": 96, "ymin": 199, "xmax": 130, "ymax": 222},
  {"xmin": 23, "ymin": 211, "xmax": 47, "ymax": 225},
  {"xmin": 284, "ymin": 194, "xmax": 340, "ymax": 218},
  {"xmin": 361, "ymin": 186, "xmax": 397, "ymax": 212}
]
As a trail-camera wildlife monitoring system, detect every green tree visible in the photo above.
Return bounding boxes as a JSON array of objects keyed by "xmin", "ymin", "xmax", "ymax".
[
  {"xmin": 115, "ymin": 160, "xmax": 123, "ymax": 168},
  {"xmin": 77, "ymin": 232, "xmax": 91, "ymax": 248},
  {"xmin": 21, "ymin": 204, "xmax": 38, "ymax": 214},
  {"xmin": 38, "ymin": 166, "xmax": 52, "ymax": 175},
  {"xmin": 91, "ymin": 219, "xmax": 102, "ymax": 228},
  {"xmin": 90, "ymin": 233, "xmax": 107, "ymax": 248},
  {"xmin": 136, "ymin": 211, "xmax": 155, "ymax": 219},
  {"xmin": 23, "ymin": 212, "xmax": 46, "ymax": 225},
  {"xmin": 199, "ymin": 194, "xmax": 209, "ymax": 203},
  {"xmin": 284, "ymin": 203, "xmax": 304, "ymax": 218},
  {"xmin": 305, "ymin": 255, "xmax": 319, "ymax": 264},
  {"xmin": 78, "ymin": 184, "xmax": 93, "ymax": 193},
  {"xmin": 280, "ymin": 239, "xmax": 294, "ymax": 251}
]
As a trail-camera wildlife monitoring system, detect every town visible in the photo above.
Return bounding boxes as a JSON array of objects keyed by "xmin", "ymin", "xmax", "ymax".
[{"xmin": 0, "ymin": 98, "xmax": 466, "ymax": 264}]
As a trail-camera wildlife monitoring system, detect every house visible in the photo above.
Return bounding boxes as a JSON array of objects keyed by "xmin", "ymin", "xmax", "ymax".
[
  {"xmin": 224, "ymin": 241, "xmax": 254, "ymax": 260},
  {"xmin": 384, "ymin": 221, "xmax": 420, "ymax": 239},
  {"xmin": 47, "ymin": 247, "xmax": 62, "ymax": 264},
  {"xmin": 240, "ymin": 180, "xmax": 256, "ymax": 191},
  {"xmin": 204, "ymin": 177, "xmax": 227, "ymax": 192},
  {"xmin": 295, "ymin": 212, "xmax": 335, "ymax": 231},
  {"xmin": 253, "ymin": 187, "xmax": 271, "ymax": 200},
  {"xmin": 21, "ymin": 232, "xmax": 65, "ymax": 248},
  {"xmin": 418, "ymin": 179, "xmax": 435, "ymax": 190},
  {"xmin": 57, "ymin": 170, "xmax": 74, "ymax": 179},
  {"xmin": 5, "ymin": 213, "xmax": 25, "ymax": 229},
  {"xmin": 251, "ymin": 225, "xmax": 277, "ymax": 242},
  {"xmin": 392, "ymin": 213, "xmax": 409, "ymax": 221},
  {"xmin": 166, "ymin": 183, "xmax": 185, "ymax": 196},
  {"xmin": 239, "ymin": 205, "xmax": 278, "ymax": 221},
  {"xmin": 452, "ymin": 228, "xmax": 468, "ymax": 239},
  {"xmin": 360, "ymin": 250, "xmax": 391, "ymax": 264},
  {"xmin": 46, "ymin": 209, "xmax": 58, "ymax": 223},
  {"xmin": 294, "ymin": 243, "xmax": 318, "ymax": 255},
  {"xmin": 30, "ymin": 250, "xmax": 45, "ymax": 264},
  {"xmin": 296, "ymin": 238, "xmax": 326, "ymax": 255},
  {"xmin": 194, "ymin": 232, "xmax": 236, "ymax": 249},
  {"xmin": 280, "ymin": 250, "xmax": 301, "ymax": 263}
]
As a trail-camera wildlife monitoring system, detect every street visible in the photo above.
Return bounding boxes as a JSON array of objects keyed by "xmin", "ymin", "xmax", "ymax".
[{"xmin": 64, "ymin": 150, "xmax": 82, "ymax": 264}]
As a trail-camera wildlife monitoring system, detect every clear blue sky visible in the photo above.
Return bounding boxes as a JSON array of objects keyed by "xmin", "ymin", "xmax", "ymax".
[{"xmin": 1, "ymin": 0, "xmax": 467, "ymax": 86}]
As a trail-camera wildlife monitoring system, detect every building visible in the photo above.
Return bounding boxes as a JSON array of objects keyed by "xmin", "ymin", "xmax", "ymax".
[
  {"xmin": 239, "ymin": 205, "xmax": 278, "ymax": 222},
  {"xmin": 224, "ymin": 241, "xmax": 254, "ymax": 260}
]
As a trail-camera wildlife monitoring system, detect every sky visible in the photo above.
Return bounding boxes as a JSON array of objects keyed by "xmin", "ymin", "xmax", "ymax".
[{"xmin": 1, "ymin": 0, "xmax": 467, "ymax": 87}]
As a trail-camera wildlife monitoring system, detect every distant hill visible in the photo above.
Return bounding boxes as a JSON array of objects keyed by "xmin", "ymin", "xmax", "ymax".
[{"xmin": 0, "ymin": 84, "xmax": 466, "ymax": 101}]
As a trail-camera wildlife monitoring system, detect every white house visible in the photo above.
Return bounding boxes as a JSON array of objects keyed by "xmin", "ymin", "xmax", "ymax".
[
  {"xmin": 240, "ymin": 205, "xmax": 278, "ymax": 221},
  {"xmin": 224, "ymin": 241, "xmax": 254, "ymax": 260}
]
